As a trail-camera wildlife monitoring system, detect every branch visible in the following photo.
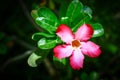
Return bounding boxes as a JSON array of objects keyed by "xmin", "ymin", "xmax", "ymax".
[
  {"xmin": 44, "ymin": 58, "xmax": 56, "ymax": 77},
  {"xmin": 11, "ymin": 35, "xmax": 36, "ymax": 50},
  {"xmin": 18, "ymin": 0, "xmax": 42, "ymax": 31},
  {"xmin": 0, "ymin": 50, "xmax": 33, "ymax": 71},
  {"xmin": 0, "ymin": 35, "xmax": 37, "ymax": 71}
]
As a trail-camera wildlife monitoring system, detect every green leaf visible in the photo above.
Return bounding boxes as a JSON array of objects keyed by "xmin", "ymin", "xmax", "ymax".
[
  {"xmin": 37, "ymin": 37, "xmax": 62, "ymax": 49},
  {"xmin": 35, "ymin": 7, "xmax": 59, "ymax": 34},
  {"xmin": 56, "ymin": 37, "xmax": 63, "ymax": 44},
  {"xmin": 92, "ymin": 23, "xmax": 104, "ymax": 37},
  {"xmin": 53, "ymin": 56, "xmax": 66, "ymax": 69},
  {"xmin": 38, "ymin": 38, "xmax": 57, "ymax": 49},
  {"xmin": 27, "ymin": 52, "xmax": 41, "ymax": 67},
  {"xmin": 32, "ymin": 32, "xmax": 55, "ymax": 41},
  {"xmin": 38, "ymin": 7, "xmax": 58, "ymax": 23},
  {"xmin": 82, "ymin": 6, "xmax": 92, "ymax": 14},
  {"xmin": 60, "ymin": 17, "xmax": 70, "ymax": 26},
  {"xmin": 27, "ymin": 49, "xmax": 49, "ymax": 67},
  {"xmin": 53, "ymin": 57, "xmax": 66, "ymax": 65},
  {"xmin": 59, "ymin": 1, "xmax": 68, "ymax": 18},
  {"xmin": 31, "ymin": 10, "xmax": 39, "ymax": 19},
  {"xmin": 36, "ymin": 17, "xmax": 57, "ymax": 34},
  {"xmin": 72, "ymin": 13, "xmax": 92, "ymax": 32},
  {"xmin": 66, "ymin": 0, "xmax": 83, "ymax": 22}
]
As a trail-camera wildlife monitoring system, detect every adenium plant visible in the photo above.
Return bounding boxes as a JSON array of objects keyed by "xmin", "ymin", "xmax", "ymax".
[
  {"xmin": 28, "ymin": 0, "xmax": 104, "ymax": 70},
  {"xmin": 54, "ymin": 24, "xmax": 101, "ymax": 70}
]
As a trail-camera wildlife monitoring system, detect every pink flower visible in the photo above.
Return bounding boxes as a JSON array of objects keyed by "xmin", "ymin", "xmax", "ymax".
[{"xmin": 53, "ymin": 24, "xmax": 101, "ymax": 70}]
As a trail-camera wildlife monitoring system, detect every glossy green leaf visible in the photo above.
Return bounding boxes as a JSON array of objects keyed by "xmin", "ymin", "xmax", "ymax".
[
  {"xmin": 27, "ymin": 52, "xmax": 41, "ymax": 67},
  {"xmin": 32, "ymin": 32, "xmax": 55, "ymax": 41},
  {"xmin": 66, "ymin": 0, "xmax": 83, "ymax": 22},
  {"xmin": 92, "ymin": 23, "xmax": 104, "ymax": 37},
  {"xmin": 60, "ymin": 17, "xmax": 70, "ymax": 26},
  {"xmin": 35, "ymin": 7, "xmax": 59, "ymax": 34},
  {"xmin": 37, "ymin": 37, "xmax": 62, "ymax": 49},
  {"xmin": 36, "ymin": 17, "xmax": 57, "ymax": 34},
  {"xmin": 38, "ymin": 7, "xmax": 58, "ymax": 23},
  {"xmin": 72, "ymin": 13, "xmax": 92, "ymax": 32},
  {"xmin": 38, "ymin": 38, "xmax": 57, "ymax": 49}
]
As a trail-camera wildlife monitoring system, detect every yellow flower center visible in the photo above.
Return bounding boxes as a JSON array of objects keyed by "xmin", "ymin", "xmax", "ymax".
[{"xmin": 71, "ymin": 40, "xmax": 81, "ymax": 48}]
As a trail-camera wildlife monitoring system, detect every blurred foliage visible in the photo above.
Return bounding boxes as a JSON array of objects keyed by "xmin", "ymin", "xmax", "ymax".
[{"xmin": 0, "ymin": 0, "xmax": 120, "ymax": 80}]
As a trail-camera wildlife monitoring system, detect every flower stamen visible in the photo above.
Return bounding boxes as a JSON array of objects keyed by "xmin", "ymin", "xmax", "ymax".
[{"xmin": 72, "ymin": 40, "xmax": 81, "ymax": 48}]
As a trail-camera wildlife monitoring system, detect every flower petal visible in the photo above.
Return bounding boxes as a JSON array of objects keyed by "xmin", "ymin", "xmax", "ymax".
[
  {"xmin": 75, "ymin": 24, "xmax": 93, "ymax": 41},
  {"xmin": 81, "ymin": 41, "xmax": 101, "ymax": 58},
  {"xmin": 53, "ymin": 44, "xmax": 73, "ymax": 59},
  {"xmin": 70, "ymin": 49, "xmax": 84, "ymax": 70},
  {"xmin": 56, "ymin": 24, "xmax": 74, "ymax": 43}
]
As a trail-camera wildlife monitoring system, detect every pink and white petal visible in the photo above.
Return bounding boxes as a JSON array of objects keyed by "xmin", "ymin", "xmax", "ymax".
[
  {"xmin": 75, "ymin": 24, "xmax": 93, "ymax": 41},
  {"xmin": 81, "ymin": 41, "xmax": 101, "ymax": 58},
  {"xmin": 56, "ymin": 24, "xmax": 74, "ymax": 44},
  {"xmin": 53, "ymin": 44, "xmax": 73, "ymax": 59},
  {"xmin": 70, "ymin": 49, "xmax": 84, "ymax": 70}
]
